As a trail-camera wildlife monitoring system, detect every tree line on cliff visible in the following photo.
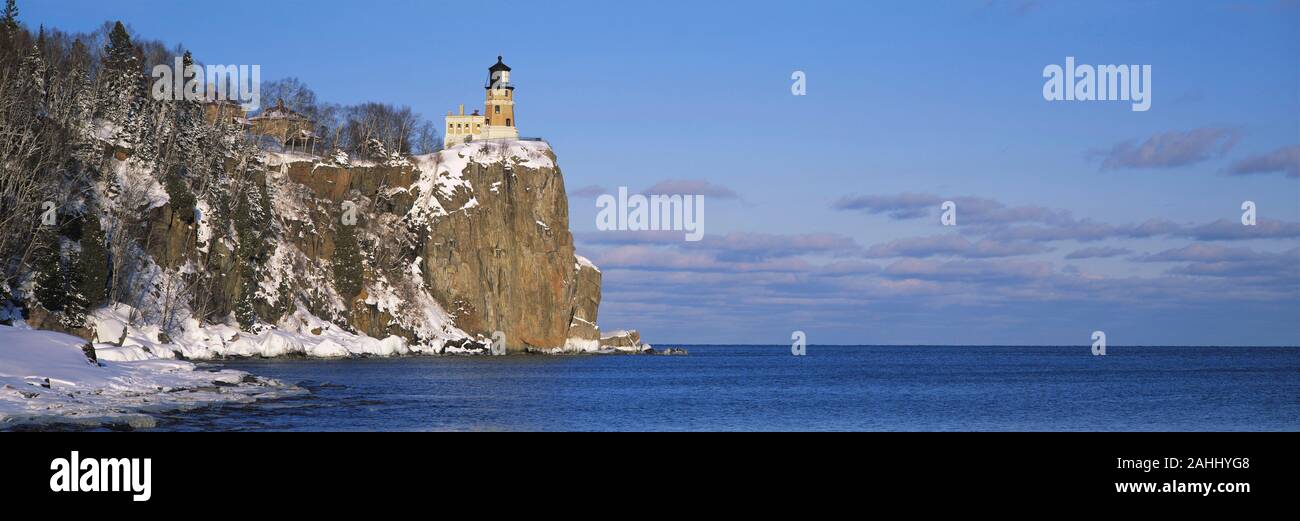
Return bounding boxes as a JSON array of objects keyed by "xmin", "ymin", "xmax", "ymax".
[{"xmin": 0, "ymin": 4, "xmax": 435, "ymax": 335}]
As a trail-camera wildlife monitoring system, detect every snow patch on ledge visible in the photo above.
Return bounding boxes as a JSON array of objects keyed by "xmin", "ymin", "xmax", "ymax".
[
  {"xmin": 575, "ymin": 254, "xmax": 600, "ymax": 273},
  {"xmin": 264, "ymin": 150, "xmax": 318, "ymax": 167}
]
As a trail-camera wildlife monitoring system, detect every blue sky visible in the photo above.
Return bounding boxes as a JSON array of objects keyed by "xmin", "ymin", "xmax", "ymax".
[{"xmin": 23, "ymin": 0, "xmax": 1300, "ymax": 345}]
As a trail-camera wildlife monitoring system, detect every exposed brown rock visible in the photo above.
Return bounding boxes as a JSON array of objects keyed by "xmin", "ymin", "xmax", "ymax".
[
  {"xmin": 112, "ymin": 141, "xmax": 615, "ymax": 353},
  {"xmin": 415, "ymin": 145, "xmax": 580, "ymax": 351}
]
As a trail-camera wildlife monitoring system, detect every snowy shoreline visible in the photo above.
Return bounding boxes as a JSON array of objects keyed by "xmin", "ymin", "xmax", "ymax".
[
  {"xmin": 84, "ymin": 304, "xmax": 657, "ymax": 361},
  {"xmin": 0, "ymin": 325, "xmax": 304, "ymax": 431},
  {"xmin": 1, "ymin": 303, "xmax": 666, "ymax": 430}
]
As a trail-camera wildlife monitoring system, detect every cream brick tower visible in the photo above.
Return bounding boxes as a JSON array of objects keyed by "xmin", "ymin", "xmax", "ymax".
[{"xmin": 482, "ymin": 56, "xmax": 519, "ymax": 140}]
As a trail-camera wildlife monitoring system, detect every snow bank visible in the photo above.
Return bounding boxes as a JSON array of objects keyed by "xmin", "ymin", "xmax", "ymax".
[
  {"xmin": 0, "ymin": 325, "xmax": 300, "ymax": 430},
  {"xmin": 561, "ymin": 337, "xmax": 602, "ymax": 353},
  {"xmin": 88, "ymin": 304, "xmax": 464, "ymax": 361}
]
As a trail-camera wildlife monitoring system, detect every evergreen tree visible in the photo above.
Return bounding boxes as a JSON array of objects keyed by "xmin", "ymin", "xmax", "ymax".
[
  {"xmin": 165, "ymin": 167, "xmax": 196, "ymax": 223},
  {"xmin": 175, "ymin": 51, "xmax": 204, "ymax": 147},
  {"xmin": 61, "ymin": 245, "xmax": 87, "ymax": 329},
  {"xmin": 95, "ymin": 21, "xmax": 139, "ymax": 124},
  {"xmin": 333, "ymin": 219, "xmax": 363, "ymax": 304},
  {"xmin": 169, "ymin": 51, "xmax": 208, "ymax": 189},
  {"xmin": 74, "ymin": 210, "xmax": 109, "ymax": 311},
  {"xmin": 14, "ymin": 37, "xmax": 46, "ymax": 119},
  {"xmin": 1, "ymin": 0, "xmax": 18, "ymax": 34},
  {"xmin": 101, "ymin": 21, "xmax": 136, "ymax": 79},
  {"xmin": 33, "ymin": 237, "xmax": 65, "ymax": 313},
  {"xmin": 115, "ymin": 89, "xmax": 158, "ymax": 166},
  {"xmin": 28, "ymin": 210, "xmax": 109, "ymax": 330},
  {"xmin": 233, "ymin": 178, "xmax": 271, "ymax": 330},
  {"xmin": 65, "ymin": 39, "xmax": 98, "ymax": 166},
  {"xmin": 233, "ymin": 199, "xmax": 257, "ymax": 329}
]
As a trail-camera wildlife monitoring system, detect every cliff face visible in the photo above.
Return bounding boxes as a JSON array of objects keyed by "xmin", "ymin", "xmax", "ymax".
[
  {"xmin": 403, "ymin": 141, "xmax": 599, "ymax": 351},
  {"xmin": 268, "ymin": 140, "xmax": 602, "ymax": 352},
  {"xmin": 403, "ymin": 143, "xmax": 561, "ymax": 350},
  {"xmin": 566, "ymin": 256, "xmax": 602, "ymax": 351},
  {"xmin": 37, "ymin": 140, "xmax": 607, "ymax": 357}
]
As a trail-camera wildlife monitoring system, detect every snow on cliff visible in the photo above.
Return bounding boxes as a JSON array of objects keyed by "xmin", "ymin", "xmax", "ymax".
[
  {"xmin": 576, "ymin": 254, "xmax": 600, "ymax": 273},
  {"xmin": 407, "ymin": 140, "xmax": 554, "ymax": 223},
  {"xmin": 0, "ymin": 325, "xmax": 301, "ymax": 430}
]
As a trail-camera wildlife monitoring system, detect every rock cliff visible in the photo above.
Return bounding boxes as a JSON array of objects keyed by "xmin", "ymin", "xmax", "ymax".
[
  {"xmin": 260, "ymin": 140, "xmax": 608, "ymax": 353},
  {"xmin": 30, "ymin": 140, "xmax": 615, "ymax": 357}
]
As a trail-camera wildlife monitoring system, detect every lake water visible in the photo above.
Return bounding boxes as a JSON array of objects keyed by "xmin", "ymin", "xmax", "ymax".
[{"xmin": 158, "ymin": 345, "xmax": 1300, "ymax": 431}]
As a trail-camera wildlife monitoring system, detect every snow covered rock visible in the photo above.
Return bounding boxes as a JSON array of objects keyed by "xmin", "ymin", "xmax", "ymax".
[
  {"xmin": 600, "ymin": 330, "xmax": 652, "ymax": 353},
  {"xmin": 564, "ymin": 255, "xmax": 603, "ymax": 351}
]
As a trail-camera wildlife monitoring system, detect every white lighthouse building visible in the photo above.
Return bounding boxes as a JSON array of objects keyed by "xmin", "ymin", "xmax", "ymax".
[{"xmin": 445, "ymin": 56, "xmax": 520, "ymax": 147}]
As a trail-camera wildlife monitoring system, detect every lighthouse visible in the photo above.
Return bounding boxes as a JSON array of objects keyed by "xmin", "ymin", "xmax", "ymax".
[
  {"xmin": 482, "ymin": 56, "xmax": 519, "ymax": 141},
  {"xmin": 445, "ymin": 56, "xmax": 521, "ymax": 147}
]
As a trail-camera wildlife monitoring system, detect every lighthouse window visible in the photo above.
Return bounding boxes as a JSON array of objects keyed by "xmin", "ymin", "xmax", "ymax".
[
  {"xmin": 494, "ymin": 105, "xmax": 501, "ymax": 114},
  {"xmin": 506, "ymin": 118, "xmax": 512, "ymax": 126}
]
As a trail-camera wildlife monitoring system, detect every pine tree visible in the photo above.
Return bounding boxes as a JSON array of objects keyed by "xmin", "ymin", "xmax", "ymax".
[
  {"xmin": 170, "ymin": 51, "xmax": 208, "ymax": 186},
  {"xmin": 175, "ymin": 52, "xmax": 204, "ymax": 145},
  {"xmin": 233, "ymin": 178, "xmax": 271, "ymax": 330},
  {"xmin": 101, "ymin": 21, "xmax": 136, "ymax": 80},
  {"xmin": 233, "ymin": 199, "xmax": 257, "ymax": 329},
  {"xmin": 65, "ymin": 39, "xmax": 98, "ymax": 166},
  {"xmin": 333, "ymin": 218, "xmax": 363, "ymax": 304},
  {"xmin": 61, "ymin": 246, "xmax": 87, "ymax": 329},
  {"xmin": 75, "ymin": 211, "xmax": 109, "ymax": 310},
  {"xmin": 165, "ymin": 167, "xmax": 196, "ymax": 223},
  {"xmin": 33, "ymin": 237, "xmax": 65, "ymax": 313},
  {"xmin": 1, "ymin": 0, "xmax": 18, "ymax": 34},
  {"xmin": 96, "ymin": 21, "xmax": 139, "ymax": 124},
  {"xmin": 14, "ymin": 36, "xmax": 46, "ymax": 119},
  {"xmin": 115, "ymin": 90, "xmax": 158, "ymax": 166},
  {"xmin": 32, "ymin": 209, "xmax": 110, "ymax": 330}
]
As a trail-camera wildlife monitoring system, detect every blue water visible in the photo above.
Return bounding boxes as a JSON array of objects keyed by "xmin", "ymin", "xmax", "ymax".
[{"xmin": 161, "ymin": 346, "xmax": 1300, "ymax": 431}]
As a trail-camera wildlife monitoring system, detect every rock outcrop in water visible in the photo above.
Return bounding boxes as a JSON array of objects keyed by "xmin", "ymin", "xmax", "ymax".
[{"xmin": 600, "ymin": 329, "xmax": 651, "ymax": 353}]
